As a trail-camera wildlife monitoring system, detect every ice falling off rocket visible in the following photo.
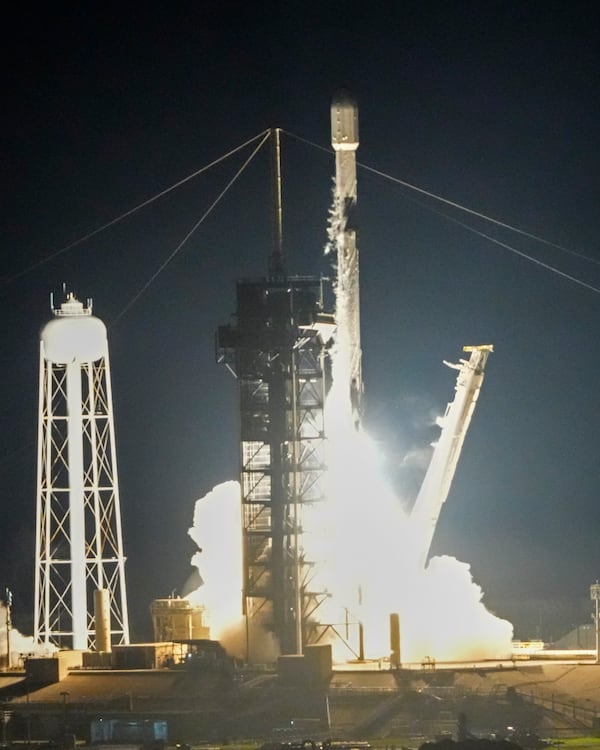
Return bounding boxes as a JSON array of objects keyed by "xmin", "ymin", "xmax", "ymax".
[{"xmin": 330, "ymin": 91, "xmax": 363, "ymax": 428}]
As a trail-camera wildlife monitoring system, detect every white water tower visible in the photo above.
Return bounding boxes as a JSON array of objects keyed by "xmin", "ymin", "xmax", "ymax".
[{"xmin": 34, "ymin": 293, "xmax": 130, "ymax": 650}]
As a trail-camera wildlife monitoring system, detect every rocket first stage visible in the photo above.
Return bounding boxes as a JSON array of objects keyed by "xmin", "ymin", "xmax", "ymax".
[{"xmin": 330, "ymin": 91, "xmax": 363, "ymax": 428}]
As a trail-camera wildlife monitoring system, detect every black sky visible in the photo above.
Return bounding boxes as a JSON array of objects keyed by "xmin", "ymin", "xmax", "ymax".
[{"xmin": 2, "ymin": 3, "xmax": 599, "ymax": 641}]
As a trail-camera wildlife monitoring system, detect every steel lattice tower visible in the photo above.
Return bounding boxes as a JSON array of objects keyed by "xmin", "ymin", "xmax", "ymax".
[
  {"xmin": 217, "ymin": 277, "xmax": 332, "ymax": 656},
  {"xmin": 216, "ymin": 127, "xmax": 334, "ymax": 656},
  {"xmin": 216, "ymin": 96, "xmax": 364, "ymax": 658},
  {"xmin": 34, "ymin": 293, "xmax": 130, "ymax": 650}
]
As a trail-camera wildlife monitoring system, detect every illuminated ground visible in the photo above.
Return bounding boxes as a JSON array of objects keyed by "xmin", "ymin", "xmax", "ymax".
[
  {"xmin": 326, "ymin": 661, "xmax": 600, "ymax": 741},
  {"xmin": 2, "ymin": 659, "xmax": 598, "ymax": 743},
  {"xmin": 332, "ymin": 660, "xmax": 600, "ymax": 702}
]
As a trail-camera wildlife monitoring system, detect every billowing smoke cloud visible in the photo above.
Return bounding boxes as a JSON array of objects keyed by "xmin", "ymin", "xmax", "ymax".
[
  {"xmin": 186, "ymin": 481, "xmax": 279, "ymax": 662},
  {"xmin": 187, "ymin": 481, "xmax": 242, "ymax": 633},
  {"xmin": 185, "ymin": 188, "xmax": 512, "ymax": 662},
  {"xmin": 185, "ymin": 380, "xmax": 513, "ymax": 663},
  {"xmin": 0, "ymin": 603, "xmax": 56, "ymax": 667}
]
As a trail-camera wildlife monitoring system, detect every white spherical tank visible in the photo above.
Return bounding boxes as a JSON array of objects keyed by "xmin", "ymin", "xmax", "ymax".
[{"xmin": 41, "ymin": 296, "xmax": 108, "ymax": 364}]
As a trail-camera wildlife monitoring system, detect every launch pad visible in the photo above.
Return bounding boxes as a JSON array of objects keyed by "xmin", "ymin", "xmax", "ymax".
[
  {"xmin": 213, "ymin": 96, "xmax": 497, "ymax": 663},
  {"xmin": 26, "ymin": 94, "xmax": 506, "ymax": 670}
]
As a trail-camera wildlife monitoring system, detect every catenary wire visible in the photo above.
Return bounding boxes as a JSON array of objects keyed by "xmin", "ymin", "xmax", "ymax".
[
  {"xmin": 358, "ymin": 162, "xmax": 600, "ymax": 267},
  {"xmin": 397, "ymin": 189, "xmax": 600, "ymax": 296},
  {"xmin": 283, "ymin": 129, "xmax": 600, "ymax": 269},
  {"xmin": 6, "ymin": 129, "xmax": 271, "ymax": 283},
  {"xmin": 109, "ymin": 130, "xmax": 271, "ymax": 328}
]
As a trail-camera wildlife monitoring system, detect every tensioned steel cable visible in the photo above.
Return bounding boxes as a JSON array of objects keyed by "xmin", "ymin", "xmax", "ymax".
[
  {"xmin": 109, "ymin": 129, "xmax": 271, "ymax": 327},
  {"xmin": 358, "ymin": 162, "xmax": 600, "ymax": 267},
  {"xmin": 283, "ymin": 129, "xmax": 600, "ymax": 274},
  {"xmin": 401, "ymin": 191, "xmax": 600, "ymax": 296},
  {"xmin": 0, "ymin": 129, "xmax": 272, "ymax": 462},
  {"xmin": 6, "ymin": 129, "xmax": 271, "ymax": 283},
  {"xmin": 0, "ymin": 121, "xmax": 264, "ymax": 466}
]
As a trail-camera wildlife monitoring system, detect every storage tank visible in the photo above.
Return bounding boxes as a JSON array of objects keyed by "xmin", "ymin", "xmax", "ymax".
[{"xmin": 34, "ymin": 292, "xmax": 129, "ymax": 650}]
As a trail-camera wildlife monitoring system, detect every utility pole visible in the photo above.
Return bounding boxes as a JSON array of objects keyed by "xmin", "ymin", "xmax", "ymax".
[
  {"xmin": 4, "ymin": 589, "xmax": 12, "ymax": 670},
  {"xmin": 1, "ymin": 709, "xmax": 11, "ymax": 745},
  {"xmin": 60, "ymin": 691, "xmax": 69, "ymax": 747},
  {"xmin": 591, "ymin": 581, "xmax": 600, "ymax": 664}
]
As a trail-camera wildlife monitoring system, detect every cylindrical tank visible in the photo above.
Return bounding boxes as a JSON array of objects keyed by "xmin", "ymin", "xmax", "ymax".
[
  {"xmin": 94, "ymin": 588, "xmax": 112, "ymax": 652},
  {"xmin": 41, "ymin": 295, "xmax": 107, "ymax": 364}
]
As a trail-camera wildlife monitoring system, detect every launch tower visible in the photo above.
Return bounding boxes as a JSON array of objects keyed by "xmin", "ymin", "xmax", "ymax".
[
  {"xmin": 34, "ymin": 293, "xmax": 130, "ymax": 650},
  {"xmin": 217, "ymin": 130, "xmax": 332, "ymax": 656}
]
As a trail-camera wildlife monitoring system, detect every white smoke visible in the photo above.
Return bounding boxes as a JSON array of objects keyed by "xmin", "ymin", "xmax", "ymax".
[
  {"xmin": 186, "ymin": 480, "xmax": 279, "ymax": 662},
  {"xmin": 0, "ymin": 603, "xmax": 56, "ymax": 667},
  {"xmin": 184, "ymin": 184, "xmax": 512, "ymax": 663},
  {"xmin": 185, "ymin": 370, "xmax": 513, "ymax": 663},
  {"xmin": 186, "ymin": 481, "xmax": 242, "ymax": 632}
]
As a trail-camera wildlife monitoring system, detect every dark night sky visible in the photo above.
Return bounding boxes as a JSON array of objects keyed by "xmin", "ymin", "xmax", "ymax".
[{"xmin": 2, "ymin": 3, "xmax": 599, "ymax": 642}]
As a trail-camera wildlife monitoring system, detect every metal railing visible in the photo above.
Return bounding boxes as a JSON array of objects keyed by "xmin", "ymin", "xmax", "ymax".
[{"xmin": 515, "ymin": 687, "xmax": 599, "ymax": 729}]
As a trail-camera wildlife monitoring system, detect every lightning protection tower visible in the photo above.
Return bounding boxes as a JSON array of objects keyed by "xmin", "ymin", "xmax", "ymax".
[
  {"xmin": 34, "ymin": 292, "xmax": 130, "ymax": 650},
  {"xmin": 217, "ymin": 129, "xmax": 333, "ymax": 657}
]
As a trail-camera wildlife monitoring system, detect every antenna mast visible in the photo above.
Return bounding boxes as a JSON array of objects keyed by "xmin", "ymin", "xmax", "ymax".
[{"xmin": 269, "ymin": 128, "xmax": 285, "ymax": 277}]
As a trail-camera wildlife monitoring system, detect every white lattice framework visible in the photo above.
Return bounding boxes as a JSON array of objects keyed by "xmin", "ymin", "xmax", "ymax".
[
  {"xmin": 34, "ymin": 296, "xmax": 130, "ymax": 650},
  {"xmin": 238, "ymin": 326, "xmax": 329, "ymax": 648}
]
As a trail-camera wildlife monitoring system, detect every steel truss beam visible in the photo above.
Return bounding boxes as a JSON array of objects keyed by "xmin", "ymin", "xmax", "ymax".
[
  {"xmin": 217, "ymin": 277, "xmax": 332, "ymax": 655},
  {"xmin": 35, "ymin": 342, "xmax": 129, "ymax": 650}
]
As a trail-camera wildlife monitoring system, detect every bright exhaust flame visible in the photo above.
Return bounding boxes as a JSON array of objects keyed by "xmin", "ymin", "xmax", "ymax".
[
  {"xmin": 305, "ymin": 346, "xmax": 513, "ymax": 663},
  {"xmin": 187, "ymin": 181, "xmax": 511, "ymax": 662},
  {"xmin": 187, "ymin": 353, "xmax": 513, "ymax": 663}
]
